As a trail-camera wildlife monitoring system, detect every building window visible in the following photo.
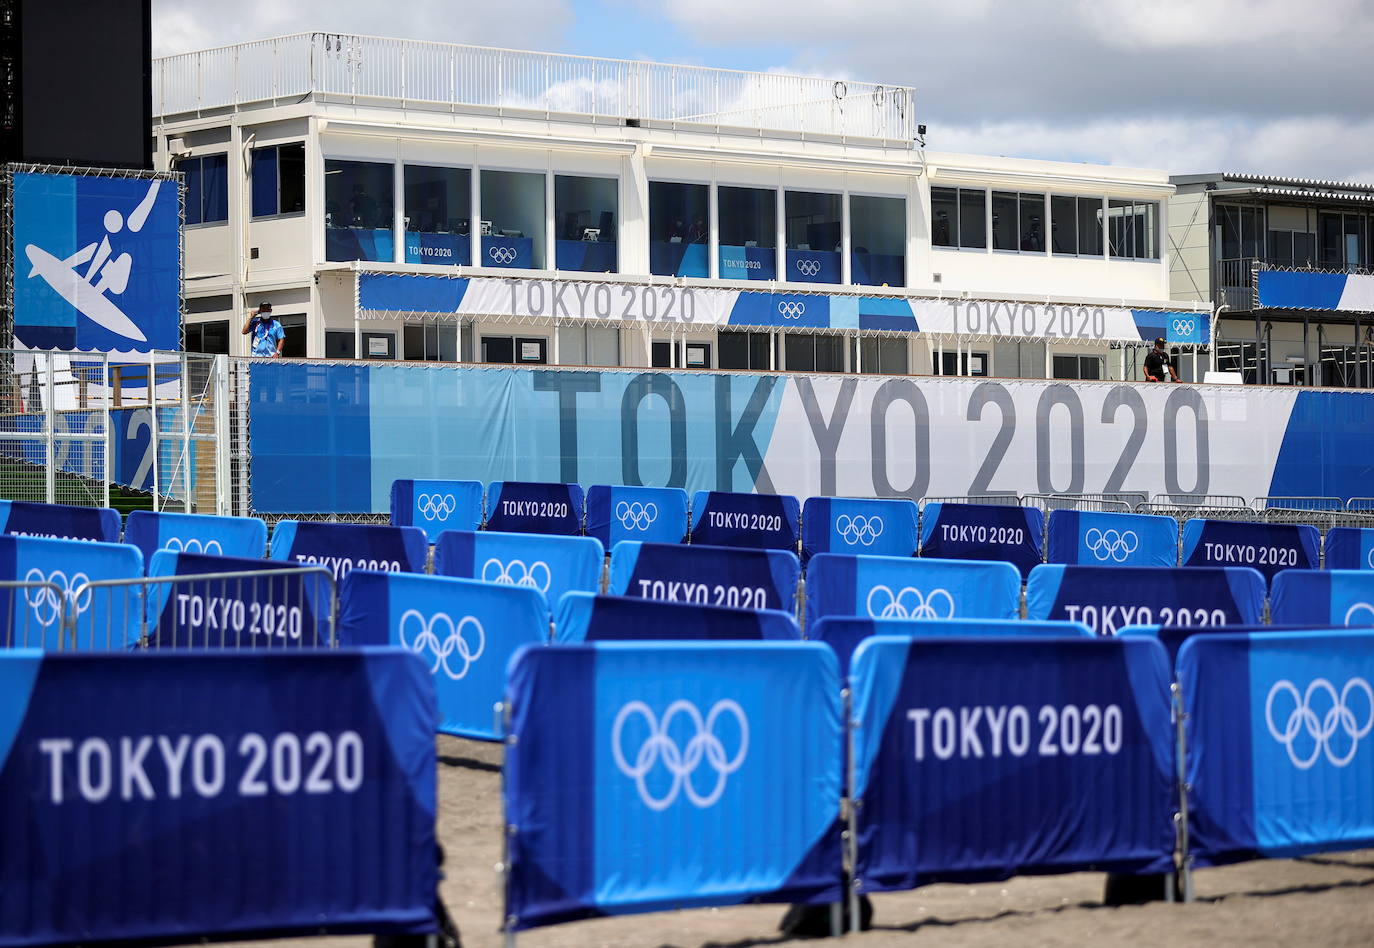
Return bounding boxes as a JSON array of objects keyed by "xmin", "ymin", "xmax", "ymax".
[
  {"xmin": 784, "ymin": 333, "xmax": 844, "ymax": 372},
  {"xmin": 1108, "ymin": 199, "xmax": 1159, "ymax": 260},
  {"xmin": 992, "ymin": 191, "xmax": 1046, "ymax": 252},
  {"xmin": 403, "ymin": 323, "xmax": 458, "ymax": 362},
  {"xmin": 651, "ymin": 340, "xmax": 673, "ymax": 367},
  {"xmin": 931, "ymin": 186, "xmax": 986, "ymax": 250},
  {"xmin": 718, "ymin": 185, "xmax": 776, "ymax": 280},
  {"xmin": 480, "ymin": 170, "xmax": 545, "ymax": 269},
  {"xmin": 250, "ymin": 142, "xmax": 305, "ymax": 218},
  {"xmin": 182, "ymin": 154, "xmax": 227, "ymax": 225},
  {"xmin": 850, "ymin": 194, "xmax": 905, "ymax": 286},
  {"xmin": 482, "ymin": 335, "xmax": 547, "ymax": 364},
  {"xmin": 1266, "ymin": 207, "xmax": 1316, "ymax": 267},
  {"xmin": 939, "ymin": 351, "xmax": 989, "ymax": 377},
  {"xmin": 554, "ymin": 174, "xmax": 617, "ymax": 273},
  {"xmin": 277, "ymin": 314, "xmax": 307, "ymax": 358},
  {"xmin": 685, "ymin": 342, "xmax": 711, "ymax": 368},
  {"xmin": 649, "ymin": 181, "xmax": 709, "ymax": 277},
  {"xmin": 1052, "ymin": 354, "xmax": 1103, "ymax": 380},
  {"xmin": 1050, "ymin": 195, "xmax": 1104, "ymax": 256},
  {"xmin": 784, "ymin": 190, "xmax": 841, "ymax": 284},
  {"xmin": 184, "ymin": 319, "xmax": 229, "ymax": 354},
  {"xmin": 557, "ymin": 325, "xmax": 620, "ymax": 366},
  {"xmin": 1319, "ymin": 212, "xmax": 1368, "ymax": 269},
  {"xmin": 325, "ymin": 159, "xmax": 395, "ymax": 262},
  {"xmin": 718, "ymin": 330, "xmax": 771, "ymax": 370},
  {"xmin": 404, "ymin": 165, "xmax": 471, "ymax": 266},
  {"xmin": 856, "ymin": 336, "xmax": 908, "ymax": 374}
]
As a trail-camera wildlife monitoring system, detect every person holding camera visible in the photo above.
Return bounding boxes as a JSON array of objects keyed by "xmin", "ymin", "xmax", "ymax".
[
  {"xmin": 242, "ymin": 302, "xmax": 284, "ymax": 358},
  {"xmin": 1143, "ymin": 336, "xmax": 1179, "ymax": 382}
]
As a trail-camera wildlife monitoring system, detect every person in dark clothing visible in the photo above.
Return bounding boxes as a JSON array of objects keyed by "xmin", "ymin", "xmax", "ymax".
[{"xmin": 1144, "ymin": 337, "xmax": 1179, "ymax": 382}]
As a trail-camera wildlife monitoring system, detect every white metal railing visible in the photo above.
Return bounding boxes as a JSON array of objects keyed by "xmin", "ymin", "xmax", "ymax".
[{"xmin": 153, "ymin": 33, "xmax": 917, "ymax": 142}]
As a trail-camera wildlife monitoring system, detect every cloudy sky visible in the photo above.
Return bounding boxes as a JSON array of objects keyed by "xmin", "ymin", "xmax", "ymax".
[{"xmin": 153, "ymin": 0, "xmax": 1374, "ymax": 183}]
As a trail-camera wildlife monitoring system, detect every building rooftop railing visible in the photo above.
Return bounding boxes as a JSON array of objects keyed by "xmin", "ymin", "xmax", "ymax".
[{"xmin": 153, "ymin": 33, "xmax": 919, "ymax": 143}]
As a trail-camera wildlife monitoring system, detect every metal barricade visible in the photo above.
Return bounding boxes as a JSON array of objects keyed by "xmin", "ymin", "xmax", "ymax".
[
  {"xmin": 1152, "ymin": 494, "xmax": 1251, "ymax": 509},
  {"xmin": 0, "ymin": 578, "xmax": 75, "ymax": 649},
  {"xmin": 1022, "ymin": 494, "xmax": 1137, "ymax": 514},
  {"xmin": 1254, "ymin": 496, "xmax": 1344, "ymax": 530},
  {"xmin": 920, "ymin": 494, "xmax": 1021, "ymax": 508},
  {"xmin": 1135, "ymin": 502, "xmax": 1260, "ymax": 524}
]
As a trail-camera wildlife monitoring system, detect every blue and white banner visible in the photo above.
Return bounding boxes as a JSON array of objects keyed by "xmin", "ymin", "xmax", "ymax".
[
  {"xmin": 1323, "ymin": 527, "xmax": 1374, "ymax": 571},
  {"xmin": 586, "ymin": 485, "xmax": 689, "ymax": 548},
  {"xmin": 124, "ymin": 510, "xmax": 268, "ymax": 565},
  {"xmin": 810, "ymin": 616, "xmax": 1092, "ymax": 677},
  {"xmin": 804, "ymin": 553, "xmax": 1021, "ymax": 627},
  {"xmin": 268, "ymin": 521, "xmax": 427, "ymax": 580},
  {"xmin": 339, "ymin": 571, "xmax": 547, "ymax": 740},
  {"xmin": 503, "ymin": 642, "xmax": 842, "ymax": 930},
  {"xmin": 850, "ymin": 636, "xmax": 1175, "ymax": 892},
  {"xmin": 1181, "ymin": 519, "xmax": 1319, "ymax": 583},
  {"xmin": 0, "ymin": 649, "xmax": 439, "ymax": 944},
  {"xmin": 1269, "ymin": 570, "xmax": 1374, "ymax": 627},
  {"xmin": 1256, "ymin": 270, "xmax": 1374, "ymax": 312},
  {"xmin": 555, "ymin": 592, "xmax": 802, "ymax": 644},
  {"xmin": 1026, "ymin": 564, "xmax": 1266, "ymax": 635},
  {"xmin": 801, "ymin": 496, "xmax": 918, "ymax": 560},
  {"xmin": 486, "ymin": 481, "xmax": 585, "ymax": 535},
  {"xmin": 0, "ymin": 500, "xmax": 120, "ymax": 543},
  {"xmin": 390, "ymin": 478, "xmax": 484, "ymax": 542},
  {"xmin": 1, "ymin": 535, "xmax": 143, "ymax": 649},
  {"xmin": 433, "ymin": 530, "xmax": 604, "ymax": 610},
  {"xmin": 609, "ymin": 541, "xmax": 800, "ymax": 613},
  {"xmin": 1046, "ymin": 510, "xmax": 1178, "ymax": 567},
  {"xmin": 690, "ymin": 490, "xmax": 800, "ymax": 550},
  {"xmin": 1179, "ymin": 631, "xmax": 1374, "ymax": 865},
  {"xmin": 11, "ymin": 172, "xmax": 181, "ymax": 352},
  {"xmin": 920, "ymin": 503, "xmax": 1044, "ymax": 579}
]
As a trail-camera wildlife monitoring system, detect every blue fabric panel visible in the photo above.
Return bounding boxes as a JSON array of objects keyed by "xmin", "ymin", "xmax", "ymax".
[
  {"xmin": 1046, "ymin": 510, "xmax": 1178, "ymax": 567},
  {"xmin": 358, "ymin": 272, "xmax": 468, "ymax": 312},
  {"xmin": 1267, "ymin": 391, "xmax": 1374, "ymax": 502},
  {"xmin": 1181, "ymin": 519, "xmax": 1320, "ymax": 583},
  {"xmin": 1271, "ymin": 569, "xmax": 1374, "ymax": 627},
  {"xmin": 432, "ymin": 530, "xmax": 603, "ymax": 611},
  {"xmin": 608, "ymin": 541, "xmax": 800, "ymax": 614},
  {"xmin": 804, "ymin": 553, "xmax": 1021, "ymax": 626},
  {"xmin": 0, "ymin": 649, "xmax": 439, "ymax": 943},
  {"xmin": 812, "ymin": 616, "xmax": 1092, "ymax": 678},
  {"xmin": 554, "ymin": 239, "xmax": 618, "ymax": 272},
  {"xmin": 689, "ymin": 490, "xmax": 800, "ymax": 550},
  {"xmin": 123, "ymin": 510, "xmax": 268, "ymax": 566},
  {"xmin": 9, "ymin": 536, "xmax": 143, "ymax": 650},
  {"xmin": 585, "ymin": 485, "xmax": 689, "ymax": 548},
  {"xmin": 403, "ymin": 233, "xmax": 471, "ymax": 267},
  {"xmin": 850, "ymin": 635, "xmax": 1175, "ymax": 891},
  {"xmin": 268, "ymin": 520, "xmax": 427, "ymax": 580},
  {"xmin": 1026, "ymin": 564, "xmax": 1266, "ymax": 635},
  {"xmin": 388, "ymin": 479, "xmax": 484, "ymax": 542},
  {"xmin": 486, "ymin": 481, "xmax": 586, "ymax": 535},
  {"xmin": 0, "ymin": 500, "xmax": 120, "ymax": 542},
  {"xmin": 1255, "ymin": 270, "xmax": 1348, "ymax": 310},
  {"xmin": 504, "ymin": 642, "xmax": 842, "ymax": 930},
  {"xmin": 338, "ymin": 572, "xmax": 547, "ymax": 740},
  {"xmin": 553, "ymin": 593, "xmax": 801, "ymax": 643},
  {"xmin": 1323, "ymin": 527, "xmax": 1374, "ymax": 571},
  {"xmin": 1117, "ymin": 622, "xmax": 1330, "ymax": 670},
  {"xmin": 801, "ymin": 496, "xmax": 919, "ymax": 560},
  {"xmin": 918, "ymin": 502, "xmax": 1045, "ymax": 579},
  {"xmin": 481, "ymin": 235, "xmax": 535, "ymax": 268}
]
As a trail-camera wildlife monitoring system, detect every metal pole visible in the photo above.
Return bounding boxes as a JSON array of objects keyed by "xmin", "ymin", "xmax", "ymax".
[
  {"xmin": 101, "ymin": 351, "xmax": 111, "ymax": 508},
  {"xmin": 180, "ymin": 351, "xmax": 192, "ymax": 511},
  {"xmin": 213, "ymin": 354, "xmax": 231, "ymax": 515},
  {"xmin": 43, "ymin": 353, "xmax": 55, "ymax": 504},
  {"xmin": 845, "ymin": 686, "xmax": 861, "ymax": 933},
  {"xmin": 1173, "ymin": 681, "xmax": 1193, "ymax": 902},
  {"xmin": 149, "ymin": 348, "xmax": 161, "ymax": 510}
]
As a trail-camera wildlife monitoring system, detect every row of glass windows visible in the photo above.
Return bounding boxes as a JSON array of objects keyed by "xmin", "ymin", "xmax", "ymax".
[
  {"xmin": 1218, "ymin": 204, "xmax": 1372, "ymax": 270},
  {"xmin": 931, "ymin": 187, "xmax": 1160, "ymax": 260}
]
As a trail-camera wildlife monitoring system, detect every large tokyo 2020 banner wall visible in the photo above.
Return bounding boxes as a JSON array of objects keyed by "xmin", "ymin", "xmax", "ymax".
[{"xmin": 248, "ymin": 363, "xmax": 1374, "ymax": 514}]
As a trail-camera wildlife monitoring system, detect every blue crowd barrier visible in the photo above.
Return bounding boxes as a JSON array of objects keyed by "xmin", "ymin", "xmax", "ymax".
[
  {"xmin": 554, "ymin": 592, "xmax": 802, "ymax": 643},
  {"xmin": 1179, "ymin": 630, "xmax": 1374, "ymax": 867},
  {"xmin": 503, "ymin": 641, "xmax": 842, "ymax": 931},
  {"xmin": 486, "ymin": 481, "xmax": 585, "ymax": 535},
  {"xmin": 434, "ymin": 530, "xmax": 604, "ymax": 609},
  {"xmin": 850, "ymin": 635, "xmax": 1176, "ymax": 894},
  {"xmin": 609, "ymin": 541, "xmax": 800, "ymax": 613},
  {"xmin": 919, "ymin": 502, "xmax": 1045, "ymax": 579},
  {"xmin": 2, "ymin": 535, "xmax": 143, "ymax": 649},
  {"xmin": 124, "ymin": 509, "xmax": 268, "ymax": 565},
  {"xmin": 1324, "ymin": 527, "xmax": 1374, "ymax": 571},
  {"xmin": 0, "ymin": 499, "xmax": 120, "ymax": 543},
  {"xmin": 689, "ymin": 490, "xmax": 800, "ymax": 551},
  {"xmin": 1046, "ymin": 509, "xmax": 1178, "ymax": 567},
  {"xmin": 1270, "ymin": 569, "xmax": 1374, "ymax": 626},
  {"xmin": 269, "ymin": 520, "xmax": 427, "ymax": 579},
  {"xmin": 801, "ymin": 496, "xmax": 919, "ymax": 560},
  {"xmin": 1117, "ymin": 623, "xmax": 1323, "ymax": 669},
  {"xmin": 0, "ymin": 648, "xmax": 441, "ymax": 944},
  {"xmin": 586, "ymin": 485, "xmax": 689, "ymax": 548},
  {"xmin": 390, "ymin": 478, "xmax": 484, "ymax": 541},
  {"xmin": 339, "ymin": 571, "xmax": 547, "ymax": 740},
  {"xmin": 1181, "ymin": 519, "xmax": 1319, "ymax": 582},
  {"xmin": 804, "ymin": 553, "xmax": 1021, "ymax": 626},
  {"xmin": 1026, "ymin": 565, "xmax": 1266, "ymax": 635}
]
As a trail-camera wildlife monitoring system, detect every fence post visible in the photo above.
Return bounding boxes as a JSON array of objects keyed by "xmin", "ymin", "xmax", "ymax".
[
  {"xmin": 102, "ymin": 351, "xmax": 112, "ymax": 508},
  {"xmin": 213, "ymin": 354, "xmax": 230, "ymax": 515},
  {"xmin": 180, "ymin": 351, "xmax": 192, "ymax": 512},
  {"xmin": 43, "ymin": 353, "xmax": 55, "ymax": 504},
  {"xmin": 149, "ymin": 349, "xmax": 161, "ymax": 511}
]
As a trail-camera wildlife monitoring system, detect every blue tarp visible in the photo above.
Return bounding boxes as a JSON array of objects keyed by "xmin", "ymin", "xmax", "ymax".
[
  {"xmin": 919, "ymin": 503, "xmax": 1045, "ymax": 579},
  {"xmin": 1026, "ymin": 564, "xmax": 1266, "ymax": 635},
  {"xmin": 1181, "ymin": 519, "xmax": 1319, "ymax": 583},
  {"xmin": 0, "ymin": 499, "xmax": 120, "ymax": 543},
  {"xmin": 1324, "ymin": 527, "xmax": 1374, "ymax": 571},
  {"xmin": 389, "ymin": 478, "xmax": 484, "ymax": 542},
  {"xmin": 586, "ymin": 485, "xmax": 689, "ymax": 548},
  {"xmin": 801, "ymin": 496, "xmax": 919, "ymax": 561},
  {"xmin": 1, "ymin": 535, "xmax": 143, "ymax": 649},
  {"xmin": 609, "ymin": 541, "xmax": 800, "ymax": 613},
  {"xmin": 434, "ymin": 530, "xmax": 604, "ymax": 611},
  {"xmin": 486, "ymin": 481, "xmax": 586, "ymax": 535},
  {"xmin": 1270, "ymin": 569, "xmax": 1374, "ymax": 626},
  {"xmin": 554, "ymin": 592, "xmax": 802, "ymax": 643},
  {"xmin": 689, "ymin": 490, "xmax": 800, "ymax": 551},
  {"xmin": 268, "ymin": 520, "xmax": 427, "ymax": 580},
  {"xmin": 804, "ymin": 553, "xmax": 1021, "ymax": 627},
  {"xmin": 1046, "ymin": 509, "xmax": 1178, "ymax": 567},
  {"xmin": 124, "ymin": 510, "xmax": 268, "ymax": 566}
]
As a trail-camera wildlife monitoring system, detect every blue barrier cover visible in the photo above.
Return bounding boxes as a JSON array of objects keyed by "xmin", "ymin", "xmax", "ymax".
[
  {"xmin": 339, "ymin": 571, "xmax": 547, "ymax": 740},
  {"xmin": 1179, "ymin": 631, "xmax": 1374, "ymax": 866},
  {"xmin": 1324, "ymin": 527, "xmax": 1374, "ymax": 571},
  {"xmin": 804, "ymin": 553, "xmax": 1021, "ymax": 626},
  {"xmin": 486, "ymin": 481, "xmax": 585, "ymax": 535},
  {"xmin": 434, "ymin": 530, "xmax": 604, "ymax": 609},
  {"xmin": 504, "ymin": 641, "xmax": 842, "ymax": 930},
  {"xmin": 1118, "ymin": 623, "xmax": 1330, "ymax": 669},
  {"xmin": 0, "ymin": 648, "xmax": 439, "ymax": 944},
  {"xmin": 269, "ymin": 520, "xmax": 427, "ymax": 579},
  {"xmin": 811, "ymin": 617, "xmax": 1093, "ymax": 678},
  {"xmin": 1046, "ymin": 509, "xmax": 1178, "ymax": 567},
  {"xmin": 124, "ymin": 510, "xmax": 268, "ymax": 565},
  {"xmin": 554, "ymin": 592, "xmax": 802, "ymax": 643},
  {"xmin": 3, "ymin": 535, "xmax": 143, "ymax": 649},
  {"xmin": 389, "ymin": 478, "xmax": 484, "ymax": 541},
  {"xmin": 919, "ymin": 502, "xmax": 1045, "ymax": 579},
  {"xmin": 1025, "ymin": 564, "xmax": 1266, "ymax": 635},
  {"xmin": 850, "ymin": 635, "xmax": 1175, "ymax": 891},
  {"xmin": 609, "ymin": 541, "xmax": 800, "ymax": 613},
  {"xmin": 1270, "ymin": 569, "xmax": 1374, "ymax": 626},
  {"xmin": 689, "ymin": 490, "xmax": 800, "ymax": 550},
  {"xmin": 586, "ymin": 485, "xmax": 689, "ymax": 548},
  {"xmin": 0, "ymin": 499, "xmax": 120, "ymax": 543},
  {"xmin": 801, "ymin": 496, "xmax": 919, "ymax": 560},
  {"xmin": 1181, "ymin": 519, "xmax": 1319, "ymax": 582}
]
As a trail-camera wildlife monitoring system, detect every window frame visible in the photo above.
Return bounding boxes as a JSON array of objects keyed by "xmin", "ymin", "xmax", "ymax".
[
  {"xmin": 250, "ymin": 142, "xmax": 306, "ymax": 220},
  {"xmin": 930, "ymin": 185, "xmax": 989, "ymax": 252},
  {"xmin": 181, "ymin": 153, "xmax": 229, "ymax": 227}
]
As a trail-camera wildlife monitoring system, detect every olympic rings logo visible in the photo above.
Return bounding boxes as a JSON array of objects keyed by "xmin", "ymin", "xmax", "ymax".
[
  {"xmin": 398, "ymin": 609, "xmax": 485, "ymax": 680},
  {"xmin": 616, "ymin": 501, "xmax": 659, "ymax": 531},
  {"xmin": 1265, "ymin": 677, "xmax": 1374, "ymax": 769},
  {"xmin": 1084, "ymin": 528, "xmax": 1140, "ymax": 563},
  {"xmin": 611, "ymin": 699, "xmax": 748, "ymax": 810},
  {"xmin": 777, "ymin": 301, "xmax": 806, "ymax": 319},
  {"xmin": 481, "ymin": 557, "xmax": 552, "ymax": 594},
  {"xmin": 1344, "ymin": 603, "xmax": 1374, "ymax": 626},
  {"xmin": 1171, "ymin": 318, "xmax": 1196, "ymax": 335},
  {"xmin": 417, "ymin": 493, "xmax": 457, "ymax": 521},
  {"xmin": 865, "ymin": 585, "xmax": 955, "ymax": 620},
  {"xmin": 488, "ymin": 246, "xmax": 518, "ymax": 265},
  {"xmin": 795, "ymin": 259, "xmax": 821, "ymax": 277},
  {"xmin": 836, "ymin": 514, "xmax": 885, "ymax": 547},
  {"xmin": 162, "ymin": 537, "xmax": 223, "ymax": 556},
  {"xmin": 1367, "ymin": 548, "xmax": 1374, "ymax": 569},
  {"xmin": 23, "ymin": 568, "xmax": 91, "ymax": 628}
]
